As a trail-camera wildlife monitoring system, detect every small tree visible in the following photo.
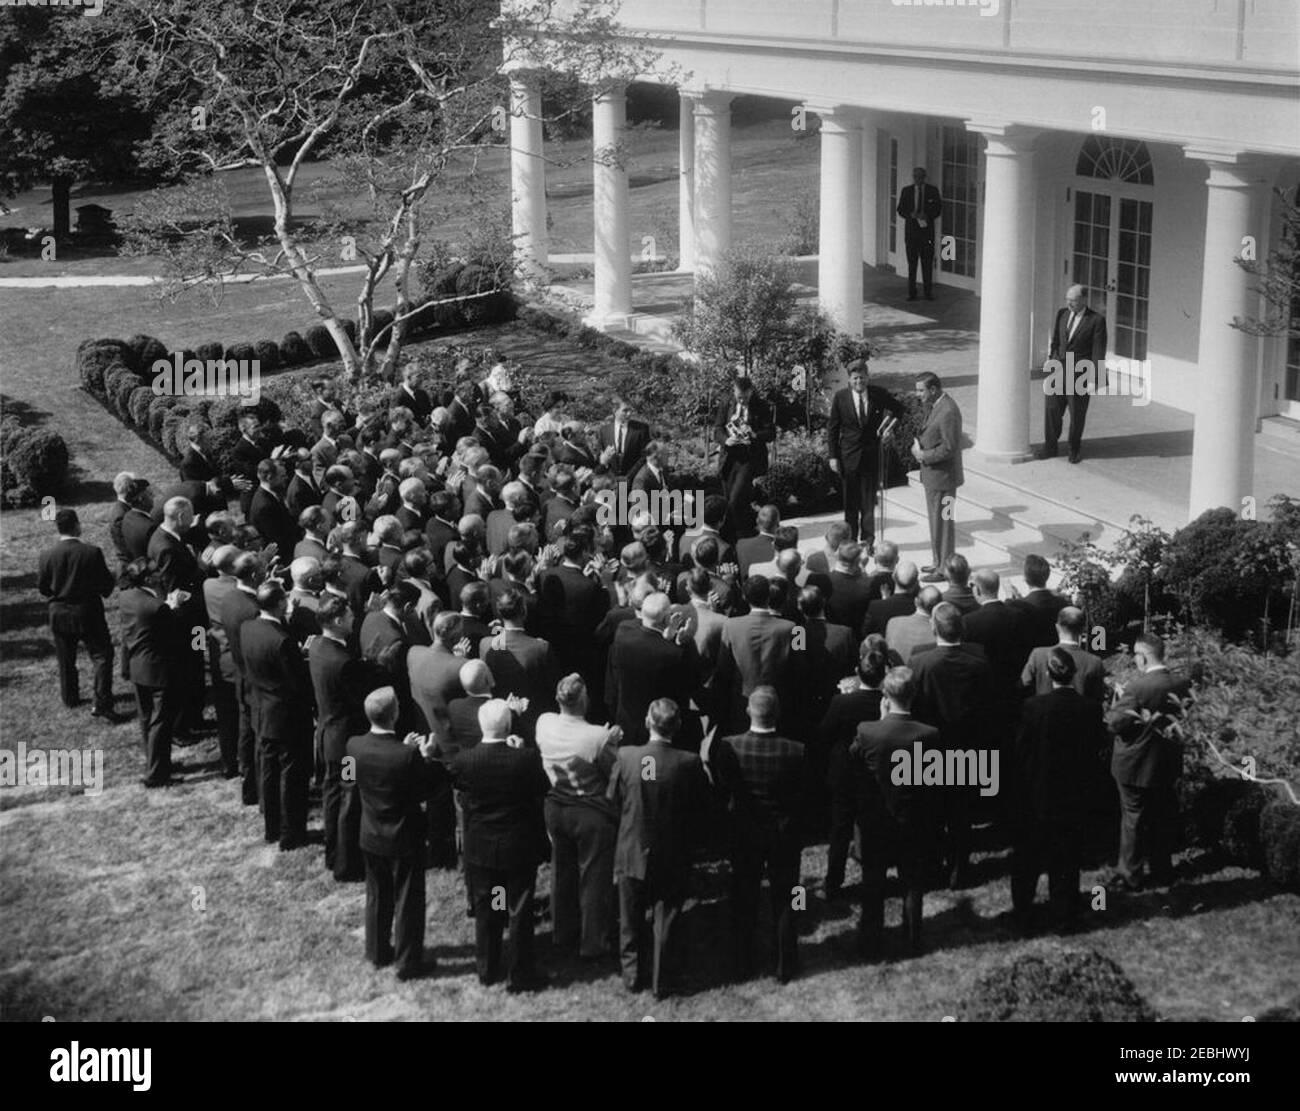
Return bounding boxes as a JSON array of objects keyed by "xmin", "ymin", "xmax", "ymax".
[{"xmin": 1234, "ymin": 185, "xmax": 1300, "ymax": 340}]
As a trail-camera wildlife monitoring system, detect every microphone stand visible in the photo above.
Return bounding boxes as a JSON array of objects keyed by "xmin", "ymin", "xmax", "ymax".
[{"xmin": 876, "ymin": 413, "xmax": 899, "ymax": 543}]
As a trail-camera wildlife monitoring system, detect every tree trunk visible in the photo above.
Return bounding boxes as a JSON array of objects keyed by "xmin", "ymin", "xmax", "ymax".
[{"xmin": 51, "ymin": 175, "xmax": 72, "ymax": 245}]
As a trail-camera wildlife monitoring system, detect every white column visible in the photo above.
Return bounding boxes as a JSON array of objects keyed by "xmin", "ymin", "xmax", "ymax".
[
  {"xmin": 678, "ymin": 91, "xmax": 697, "ymax": 271},
  {"xmin": 969, "ymin": 123, "xmax": 1037, "ymax": 463},
  {"xmin": 590, "ymin": 84, "xmax": 631, "ymax": 328},
  {"xmin": 509, "ymin": 74, "xmax": 548, "ymax": 285},
  {"xmin": 860, "ymin": 110, "xmax": 880, "ymax": 267},
  {"xmin": 693, "ymin": 91, "xmax": 733, "ymax": 278},
  {"xmin": 815, "ymin": 106, "xmax": 864, "ymax": 336},
  {"xmin": 1186, "ymin": 152, "xmax": 1269, "ymax": 518}
]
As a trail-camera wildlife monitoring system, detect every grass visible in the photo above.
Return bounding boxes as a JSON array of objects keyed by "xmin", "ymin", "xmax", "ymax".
[{"xmin": 2, "ymin": 116, "xmax": 1299, "ymax": 1023}]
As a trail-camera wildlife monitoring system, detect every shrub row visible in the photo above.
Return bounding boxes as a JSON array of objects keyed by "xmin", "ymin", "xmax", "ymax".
[{"xmin": 0, "ymin": 417, "xmax": 71, "ymax": 508}]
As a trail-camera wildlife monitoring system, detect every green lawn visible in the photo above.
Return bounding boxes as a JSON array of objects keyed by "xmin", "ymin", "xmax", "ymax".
[{"xmin": 2, "ymin": 117, "xmax": 1298, "ymax": 1023}]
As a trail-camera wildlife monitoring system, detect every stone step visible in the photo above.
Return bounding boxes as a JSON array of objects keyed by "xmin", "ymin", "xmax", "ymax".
[{"xmin": 1259, "ymin": 415, "xmax": 1300, "ymax": 458}]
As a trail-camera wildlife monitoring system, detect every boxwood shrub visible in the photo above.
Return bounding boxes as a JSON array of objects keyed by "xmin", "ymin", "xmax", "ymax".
[{"xmin": 279, "ymin": 332, "xmax": 311, "ymax": 365}]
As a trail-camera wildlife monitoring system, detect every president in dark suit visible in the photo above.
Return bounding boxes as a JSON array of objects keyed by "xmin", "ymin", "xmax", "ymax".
[
  {"xmin": 895, "ymin": 166, "xmax": 943, "ymax": 300},
  {"xmin": 1040, "ymin": 284, "xmax": 1108, "ymax": 463},
  {"xmin": 710, "ymin": 688, "xmax": 806, "ymax": 984},
  {"xmin": 349, "ymin": 687, "xmax": 445, "ymax": 979},
  {"xmin": 451, "ymin": 699, "xmax": 551, "ymax": 991},
  {"xmin": 713, "ymin": 377, "xmax": 774, "ymax": 536},
  {"xmin": 1106, "ymin": 633, "xmax": 1190, "ymax": 889},
  {"xmin": 607, "ymin": 699, "xmax": 708, "ymax": 999},
  {"xmin": 911, "ymin": 373, "xmax": 964, "ymax": 576},
  {"xmin": 851, "ymin": 667, "xmax": 938, "ymax": 956},
  {"xmin": 826, "ymin": 361, "xmax": 906, "ymax": 546},
  {"xmin": 37, "ymin": 510, "xmax": 116, "ymax": 718}
]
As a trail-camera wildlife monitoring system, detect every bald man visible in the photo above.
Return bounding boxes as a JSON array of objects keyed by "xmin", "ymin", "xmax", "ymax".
[
  {"xmin": 1040, "ymin": 284, "xmax": 1107, "ymax": 464},
  {"xmin": 606, "ymin": 592, "xmax": 702, "ymax": 750}
]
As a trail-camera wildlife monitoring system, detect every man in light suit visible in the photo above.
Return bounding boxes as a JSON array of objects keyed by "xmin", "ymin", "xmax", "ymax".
[
  {"xmin": 1021, "ymin": 605, "xmax": 1108, "ymax": 703},
  {"xmin": 1039, "ymin": 284, "xmax": 1108, "ymax": 464},
  {"xmin": 713, "ymin": 377, "xmax": 774, "ymax": 537},
  {"xmin": 886, "ymin": 585, "xmax": 942, "ymax": 661},
  {"xmin": 118, "ymin": 558, "xmax": 185, "ymax": 787},
  {"xmin": 895, "ymin": 166, "xmax": 943, "ymax": 301},
  {"xmin": 826, "ymin": 360, "xmax": 906, "ymax": 546},
  {"xmin": 607, "ymin": 698, "xmax": 708, "ymax": 999},
  {"xmin": 910, "ymin": 372, "xmax": 964, "ymax": 580},
  {"xmin": 1106, "ymin": 633, "xmax": 1190, "ymax": 890},
  {"xmin": 713, "ymin": 576, "xmax": 798, "ymax": 735}
]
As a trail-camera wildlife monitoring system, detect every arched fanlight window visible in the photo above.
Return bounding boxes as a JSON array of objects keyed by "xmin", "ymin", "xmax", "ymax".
[{"xmin": 1075, "ymin": 137, "xmax": 1154, "ymax": 186}]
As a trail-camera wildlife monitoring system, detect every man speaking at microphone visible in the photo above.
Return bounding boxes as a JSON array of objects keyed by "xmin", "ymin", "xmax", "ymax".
[{"xmin": 827, "ymin": 360, "xmax": 906, "ymax": 548}]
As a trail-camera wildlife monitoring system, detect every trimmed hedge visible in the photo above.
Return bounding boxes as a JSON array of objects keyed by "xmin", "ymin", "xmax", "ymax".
[
  {"xmin": 254, "ymin": 340, "xmax": 280, "ymax": 372},
  {"xmin": 0, "ymin": 423, "xmax": 72, "ymax": 506},
  {"xmin": 304, "ymin": 325, "xmax": 334, "ymax": 359},
  {"xmin": 279, "ymin": 332, "xmax": 310, "ymax": 365},
  {"xmin": 196, "ymin": 341, "xmax": 224, "ymax": 363},
  {"xmin": 958, "ymin": 946, "xmax": 1158, "ymax": 1022},
  {"xmin": 125, "ymin": 333, "xmax": 169, "ymax": 375}
]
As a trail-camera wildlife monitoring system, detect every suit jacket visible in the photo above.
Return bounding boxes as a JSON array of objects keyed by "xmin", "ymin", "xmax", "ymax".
[
  {"xmin": 1021, "ymin": 643, "xmax": 1108, "ymax": 703},
  {"xmin": 146, "ymin": 526, "xmax": 204, "ymax": 596},
  {"xmin": 37, "ymin": 538, "xmax": 113, "ymax": 611},
  {"xmin": 444, "ymin": 397, "xmax": 476, "ymax": 446},
  {"xmin": 714, "ymin": 610, "xmax": 796, "ymax": 729},
  {"xmin": 712, "ymin": 394, "xmax": 775, "ymax": 479},
  {"xmin": 896, "ymin": 181, "xmax": 943, "ymax": 235},
  {"xmin": 711, "ymin": 730, "xmax": 805, "ymax": 844},
  {"xmin": 941, "ymin": 584, "xmax": 979, "ymax": 616},
  {"xmin": 240, "ymin": 615, "xmax": 313, "ymax": 739},
  {"xmin": 451, "ymin": 741, "xmax": 551, "ymax": 871},
  {"xmin": 391, "ymin": 384, "xmax": 433, "ymax": 424},
  {"xmin": 916, "ymin": 392, "xmax": 964, "ymax": 491},
  {"xmin": 179, "ymin": 447, "xmax": 218, "ymax": 484},
  {"xmin": 1008, "ymin": 589, "xmax": 1069, "ymax": 650},
  {"xmin": 294, "ymin": 536, "xmax": 331, "ymax": 563},
  {"xmin": 1107, "ymin": 667, "xmax": 1190, "ymax": 787},
  {"xmin": 961, "ymin": 600, "xmax": 1031, "ymax": 700},
  {"xmin": 349, "ymin": 729, "xmax": 444, "ymax": 858},
  {"xmin": 735, "ymin": 533, "xmax": 775, "ymax": 577},
  {"xmin": 886, "ymin": 610, "xmax": 934, "ymax": 661},
  {"xmin": 218, "ymin": 585, "xmax": 260, "ymax": 677},
  {"xmin": 309, "ymin": 635, "xmax": 368, "ymax": 764},
  {"xmin": 285, "ymin": 473, "xmax": 323, "ymax": 520},
  {"xmin": 480, "ymin": 629, "xmax": 556, "ymax": 731},
  {"xmin": 607, "ymin": 622, "xmax": 701, "ymax": 747},
  {"xmin": 825, "ymin": 569, "xmax": 877, "ymax": 635},
  {"xmin": 120, "ymin": 508, "xmax": 157, "ymax": 561},
  {"xmin": 909, "ymin": 643, "xmax": 995, "ymax": 750},
  {"xmin": 864, "ymin": 591, "xmax": 916, "ymax": 638},
  {"xmin": 540, "ymin": 494, "xmax": 578, "ymax": 541},
  {"xmin": 1049, "ymin": 305, "xmax": 1108, "ymax": 367},
  {"xmin": 408, "ymin": 642, "xmax": 466, "ymax": 735},
  {"xmin": 446, "ymin": 694, "xmax": 490, "ymax": 754},
  {"xmin": 851, "ymin": 713, "xmax": 939, "ymax": 838},
  {"xmin": 309, "ymin": 436, "xmax": 340, "ymax": 484},
  {"xmin": 485, "ymin": 508, "xmax": 519, "ymax": 556},
  {"xmin": 536, "ymin": 564, "xmax": 610, "ymax": 672},
  {"xmin": 680, "ymin": 526, "xmax": 736, "ymax": 570},
  {"xmin": 424, "ymin": 517, "xmax": 458, "ymax": 566},
  {"xmin": 1015, "ymin": 688, "xmax": 1105, "ymax": 822},
  {"xmin": 118, "ymin": 587, "xmax": 179, "ymax": 687},
  {"xmin": 607, "ymin": 739, "xmax": 708, "ymax": 893},
  {"xmin": 596, "ymin": 417, "xmax": 651, "ymax": 480},
  {"xmin": 249, "ymin": 487, "xmax": 300, "ymax": 562},
  {"xmin": 792, "ymin": 620, "xmax": 858, "ymax": 734},
  {"xmin": 826, "ymin": 386, "xmax": 906, "ymax": 476}
]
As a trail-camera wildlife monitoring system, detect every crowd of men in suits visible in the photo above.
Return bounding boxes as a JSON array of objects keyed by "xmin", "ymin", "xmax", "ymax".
[{"xmin": 38, "ymin": 356, "xmax": 1190, "ymax": 998}]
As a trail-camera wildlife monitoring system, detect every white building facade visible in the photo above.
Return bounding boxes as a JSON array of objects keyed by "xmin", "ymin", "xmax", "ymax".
[{"xmin": 507, "ymin": 0, "xmax": 1300, "ymax": 519}]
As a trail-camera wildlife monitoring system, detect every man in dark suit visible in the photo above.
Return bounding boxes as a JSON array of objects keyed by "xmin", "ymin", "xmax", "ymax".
[
  {"xmin": 606, "ymin": 593, "xmax": 701, "ymax": 749},
  {"xmin": 118, "ymin": 558, "xmax": 185, "ymax": 785},
  {"xmin": 895, "ymin": 166, "xmax": 943, "ymax": 301},
  {"xmin": 480, "ymin": 588, "xmax": 556, "ymax": 737},
  {"xmin": 938, "ymin": 553, "xmax": 979, "ymax": 616},
  {"xmin": 147, "ymin": 496, "xmax": 208, "ymax": 734},
  {"xmin": 451, "ymin": 699, "xmax": 552, "ymax": 991},
  {"xmin": 218, "ymin": 552, "xmax": 264, "ymax": 804},
  {"xmin": 825, "ymin": 542, "xmax": 877, "ymax": 636},
  {"xmin": 230, "ymin": 413, "xmax": 266, "ymax": 517},
  {"xmin": 1007, "ymin": 554, "xmax": 1069, "ymax": 649},
  {"xmin": 391, "ymin": 364, "xmax": 433, "ymax": 425},
  {"xmin": 119, "ymin": 479, "xmax": 157, "ymax": 562},
  {"xmin": 607, "ymin": 698, "xmax": 708, "ymax": 998},
  {"xmin": 961, "ymin": 569, "xmax": 1031, "ymax": 702},
  {"xmin": 713, "ymin": 377, "xmax": 774, "ymax": 536},
  {"xmin": 1106, "ymin": 633, "xmax": 1190, "ymax": 890},
  {"xmin": 713, "ymin": 576, "xmax": 798, "ymax": 735},
  {"xmin": 1040, "ymin": 284, "xmax": 1108, "ymax": 464},
  {"xmin": 179, "ymin": 423, "xmax": 219, "ymax": 484},
  {"xmin": 241, "ymin": 580, "xmax": 313, "ymax": 849},
  {"xmin": 536, "ymin": 529, "xmax": 611, "ymax": 683},
  {"xmin": 595, "ymin": 396, "xmax": 651, "ymax": 481},
  {"xmin": 710, "ymin": 687, "xmax": 806, "ymax": 983},
  {"xmin": 285, "ymin": 449, "xmax": 323, "ymax": 520},
  {"xmin": 37, "ymin": 509, "xmax": 117, "ymax": 719},
  {"xmin": 444, "ymin": 660, "xmax": 493, "ymax": 754},
  {"xmin": 1020, "ymin": 605, "xmax": 1107, "ymax": 702},
  {"xmin": 909, "ymin": 603, "xmax": 994, "ymax": 888},
  {"xmin": 424, "ymin": 492, "xmax": 460, "ymax": 568},
  {"xmin": 249, "ymin": 458, "xmax": 300, "ymax": 564},
  {"xmin": 790, "ymin": 586, "xmax": 857, "ymax": 742},
  {"xmin": 826, "ymin": 361, "xmax": 907, "ymax": 546},
  {"xmin": 910, "ymin": 372, "xmax": 964, "ymax": 578},
  {"xmin": 851, "ymin": 667, "xmax": 938, "ymax": 955},
  {"xmin": 349, "ymin": 687, "xmax": 445, "ymax": 979},
  {"xmin": 310, "ymin": 595, "xmax": 367, "ymax": 880},
  {"xmin": 735, "ymin": 504, "xmax": 779, "ymax": 578},
  {"xmin": 1011, "ymin": 648, "xmax": 1106, "ymax": 929},
  {"xmin": 863, "ymin": 561, "xmax": 921, "ymax": 637}
]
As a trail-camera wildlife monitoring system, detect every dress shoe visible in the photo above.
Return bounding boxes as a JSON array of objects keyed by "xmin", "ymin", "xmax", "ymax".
[
  {"xmin": 906, "ymin": 292, "xmax": 918, "ymax": 302},
  {"xmin": 920, "ymin": 564, "xmax": 937, "ymax": 574},
  {"xmin": 1068, "ymin": 450, "xmax": 1081, "ymax": 464},
  {"xmin": 140, "ymin": 777, "xmax": 176, "ymax": 789},
  {"xmin": 241, "ymin": 791, "xmax": 260, "ymax": 807},
  {"xmin": 279, "ymin": 835, "xmax": 310, "ymax": 852},
  {"xmin": 1035, "ymin": 447, "xmax": 1057, "ymax": 461},
  {"xmin": 506, "ymin": 971, "xmax": 552, "ymax": 994},
  {"xmin": 920, "ymin": 572, "xmax": 946, "ymax": 584},
  {"xmin": 91, "ymin": 707, "xmax": 127, "ymax": 724},
  {"xmin": 396, "ymin": 953, "xmax": 437, "ymax": 981}
]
